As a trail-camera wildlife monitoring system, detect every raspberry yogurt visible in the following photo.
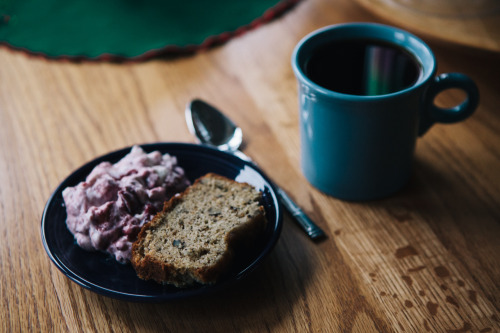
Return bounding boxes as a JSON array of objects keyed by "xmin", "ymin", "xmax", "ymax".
[{"xmin": 62, "ymin": 146, "xmax": 190, "ymax": 264}]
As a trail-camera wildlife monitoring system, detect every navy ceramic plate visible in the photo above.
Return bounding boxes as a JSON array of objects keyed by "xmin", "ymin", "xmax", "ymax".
[{"xmin": 41, "ymin": 143, "xmax": 282, "ymax": 302}]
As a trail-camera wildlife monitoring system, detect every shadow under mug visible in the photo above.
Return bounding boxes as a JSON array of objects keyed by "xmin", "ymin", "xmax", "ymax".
[{"xmin": 292, "ymin": 23, "xmax": 479, "ymax": 201}]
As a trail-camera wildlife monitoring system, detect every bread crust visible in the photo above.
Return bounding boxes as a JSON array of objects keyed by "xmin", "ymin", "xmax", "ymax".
[{"xmin": 131, "ymin": 173, "xmax": 267, "ymax": 287}]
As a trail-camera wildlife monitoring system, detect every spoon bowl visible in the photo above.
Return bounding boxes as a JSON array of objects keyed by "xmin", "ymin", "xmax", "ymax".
[{"xmin": 186, "ymin": 99, "xmax": 243, "ymax": 152}]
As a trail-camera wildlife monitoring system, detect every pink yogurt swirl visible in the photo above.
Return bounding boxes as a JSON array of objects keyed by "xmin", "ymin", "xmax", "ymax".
[{"xmin": 62, "ymin": 146, "xmax": 190, "ymax": 264}]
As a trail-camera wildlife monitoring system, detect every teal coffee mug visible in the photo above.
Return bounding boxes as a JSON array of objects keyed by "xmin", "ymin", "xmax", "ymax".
[{"xmin": 291, "ymin": 23, "xmax": 479, "ymax": 201}]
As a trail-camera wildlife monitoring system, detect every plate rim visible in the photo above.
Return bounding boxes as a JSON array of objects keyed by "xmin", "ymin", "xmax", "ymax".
[{"xmin": 41, "ymin": 142, "xmax": 283, "ymax": 302}]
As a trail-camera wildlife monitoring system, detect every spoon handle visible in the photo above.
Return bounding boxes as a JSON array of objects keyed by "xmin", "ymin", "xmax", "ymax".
[
  {"xmin": 236, "ymin": 150, "xmax": 326, "ymax": 240},
  {"xmin": 276, "ymin": 188, "xmax": 326, "ymax": 240},
  {"xmin": 235, "ymin": 150, "xmax": 325, "ymax": 240}
]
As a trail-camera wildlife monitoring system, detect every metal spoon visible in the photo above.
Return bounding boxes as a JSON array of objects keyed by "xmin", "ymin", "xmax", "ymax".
[{"xmin": 186, "ymin": 99, "xmax": 326, "ymax": 240}]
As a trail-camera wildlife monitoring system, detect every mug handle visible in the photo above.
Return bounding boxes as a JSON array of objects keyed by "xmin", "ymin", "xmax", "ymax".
[{"xmin": 418, "ymin": 73, "xmax": 479, "ymax": 136}]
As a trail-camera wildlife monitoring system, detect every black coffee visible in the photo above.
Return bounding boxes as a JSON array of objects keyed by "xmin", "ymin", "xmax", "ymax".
[{"xmin": 305, "ymin": 39, "xmax": 421, "ymax": 96}]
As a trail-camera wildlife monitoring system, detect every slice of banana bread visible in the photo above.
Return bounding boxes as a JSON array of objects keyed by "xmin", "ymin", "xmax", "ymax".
[{"xmin": 131, "ymin": 173, "xmax": 267, "ymax": 287}]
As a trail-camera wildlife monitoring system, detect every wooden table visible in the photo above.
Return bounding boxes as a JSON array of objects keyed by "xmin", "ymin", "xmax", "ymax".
[{"xmin": 1, "ymin": 0, "xmax": 499, "ymax": 331}]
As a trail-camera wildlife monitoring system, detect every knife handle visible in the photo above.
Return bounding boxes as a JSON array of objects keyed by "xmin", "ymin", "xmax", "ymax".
[{"xmin": 276, "ymin": 188, "xmax": 326, "ymax": 240}]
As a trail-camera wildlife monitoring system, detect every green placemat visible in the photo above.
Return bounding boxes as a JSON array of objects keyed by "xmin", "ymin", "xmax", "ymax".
[{"xmin": 0, "ymin": 0, "xmax": 299, "ymax": 61}]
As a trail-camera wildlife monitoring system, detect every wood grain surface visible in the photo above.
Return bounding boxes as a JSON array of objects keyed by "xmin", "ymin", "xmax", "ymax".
[
  {"xmin": 1, "ymin": 0, "xmax": 499, "ymax": 332},
  {"xmin": 355, "ymin": 0, "xmax": 500, "ymax": 53}
]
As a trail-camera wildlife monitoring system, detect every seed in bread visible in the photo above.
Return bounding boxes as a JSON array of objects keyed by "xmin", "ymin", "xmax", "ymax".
[{"xmin": 131, "ymin": 173, "xmax": 267, "ymax": 287}]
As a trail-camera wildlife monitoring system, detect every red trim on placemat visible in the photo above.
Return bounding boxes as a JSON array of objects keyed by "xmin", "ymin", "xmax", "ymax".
[{"xmin": 0, "ymin": 0, "xmax": 301, "ymax": 62}]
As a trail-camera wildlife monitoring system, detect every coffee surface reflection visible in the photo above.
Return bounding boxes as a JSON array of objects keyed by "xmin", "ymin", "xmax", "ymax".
[{"xmin": 305, "ymin": 39, "xmax": 421, "ymax": 96}]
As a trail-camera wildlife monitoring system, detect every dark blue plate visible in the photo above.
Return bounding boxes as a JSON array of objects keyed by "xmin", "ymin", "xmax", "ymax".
[{"xmin": 41, "ymin": 143, "xmax": 282, "ymax": 302}]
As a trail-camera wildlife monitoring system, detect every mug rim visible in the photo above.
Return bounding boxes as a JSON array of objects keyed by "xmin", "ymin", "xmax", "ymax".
[{"xmin": 291, "ymin": 22, "xmax": 437, "ymax": 101}]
